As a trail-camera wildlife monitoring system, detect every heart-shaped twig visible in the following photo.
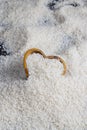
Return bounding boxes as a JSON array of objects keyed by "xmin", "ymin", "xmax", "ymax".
[{"xmin": 23, "ymin": 48, "xmax": 67, "ymax": 78}]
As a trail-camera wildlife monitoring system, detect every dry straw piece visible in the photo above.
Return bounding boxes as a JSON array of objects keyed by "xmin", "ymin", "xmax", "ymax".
[{"xmin": 23, "ymin": 48, "xmax": 67, "ymax": 78}]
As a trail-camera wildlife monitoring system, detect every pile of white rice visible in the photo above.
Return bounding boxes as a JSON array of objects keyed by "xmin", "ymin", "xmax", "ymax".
[{"xmin": 0, "ymin": 0, "xmax": 87, "ymax": 129}]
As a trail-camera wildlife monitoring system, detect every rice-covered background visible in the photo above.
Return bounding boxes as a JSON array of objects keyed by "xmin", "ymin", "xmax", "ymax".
[{"xmin": 0, "ymin": 0, "xmax": 87, "ymax": 129}]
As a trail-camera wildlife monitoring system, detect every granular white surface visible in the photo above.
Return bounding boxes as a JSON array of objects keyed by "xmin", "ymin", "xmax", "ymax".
[{"xmin": 0, "ymin": 0, "xmax": 87, "ymax": 130}]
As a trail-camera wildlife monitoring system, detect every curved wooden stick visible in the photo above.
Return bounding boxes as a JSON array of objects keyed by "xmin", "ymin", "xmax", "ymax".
[{"xmin": 23, "ymin": 48, "xmax": 67, "ymax": 78}]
